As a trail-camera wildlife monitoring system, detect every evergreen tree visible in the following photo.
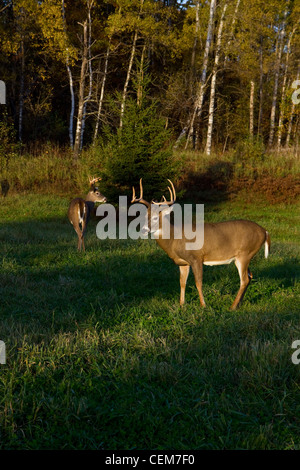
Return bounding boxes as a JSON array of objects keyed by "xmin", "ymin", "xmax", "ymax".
[{"xmin": 98, "ymin": 72, "xmax": 181, "ymax": 203}]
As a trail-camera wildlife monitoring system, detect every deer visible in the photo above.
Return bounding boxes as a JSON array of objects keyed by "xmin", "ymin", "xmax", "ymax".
[
  {"xmin": 68, "ymin": 176, "xmax": 107, "ymax": 251},
  {"xmin": 131, "ymin": 178, "xmax": 270, "ymax": 310}
]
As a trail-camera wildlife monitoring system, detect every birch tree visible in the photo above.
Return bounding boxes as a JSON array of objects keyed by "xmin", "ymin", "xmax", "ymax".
[
  {"xmin": 268, "ymin": 13, "xmax": 287, "ymax": 147},
  {"xmin": 119, "ymin": 0, "xmax": 144, "ymax": 128},
  {"xmin": 205, "ymin": 2, "xmax": 228, "ymax": 155},
  {"xmin": 61, "ymin": 0, "xmax": 75, "ymax": 149},
  {"xmin": 277, "ymin": 24, "xmax": 298, "ymax": 149},
  {"xmin": 80, "ymin": 0, "xmax": 94, "ymax": 151},
  {"xmin": 286, "ymin": 65, "xmax": 300, "ymax": 148},
  {"xmin": 73, "ymin": 20, "xmax": 88, "ymax": 159},
  {"xmin": 185, "ymin": 0, "xmax": 217, "ymax": 149},
  {"xmin": 93, "ymin": 40, "xmax": 111, "ymax": 144},
  {"xmin": 249, "ymin": 80, "xmax": 255, "ymax": 138}
]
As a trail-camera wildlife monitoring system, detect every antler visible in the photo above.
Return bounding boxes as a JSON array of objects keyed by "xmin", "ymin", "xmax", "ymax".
[
  {"xmin": 131, "ymin": 178, "xmax": 176, "ymax": 207},
  {"xmin": 152, "ymin": 179, "xmax": 176, "ymax": 206},
  {"xmin": 131, "ymin": 178, "xmax": 150, "ymax": 207},
  {"xmin": 89, "ymin": 176, "xmax": 102, "ymax": 187}
]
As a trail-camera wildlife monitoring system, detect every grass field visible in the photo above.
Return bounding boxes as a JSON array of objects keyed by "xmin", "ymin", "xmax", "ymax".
[{"xmin": 0, "ymin": 192, "xmax": 299, "ymax": 449}]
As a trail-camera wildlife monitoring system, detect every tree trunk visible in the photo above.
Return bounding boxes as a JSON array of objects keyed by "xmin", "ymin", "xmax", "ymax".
[
  {"xmin": 224, "ymin": 0, "xmax": 240, "ymax": 65},
  {"xmin": 184, "ymin": 0, "xmax": 216, "ymax": 150},
  {"xmin": 93, "ymin": 41, "xmax": 111, "ymax": 144},
  {"xmin": 120, "ymin": 0, "xmax": 144, "ymax": 128},
  {"xmin": 257, "ymin": 42, "xmax": 263, "ymax": 136},
  {"xmin": 74, "ymin": 20, "xmax": 88, "ymax": 160},
  {"xmin": 249, "ymin": 80, "xmax": 255, "ymax": 138},
  {"xmin": 277, "ymin": 25, "xmax": 297, "ymax": 149},
  {"xmin": 18, "ymin": 39, "xmax": 24, "ymax": 142},
  {"xmin": 189, "ymin": 1, "xmax": 200, "ymax": 93},
  {"xmin": 286, "ymin": 66, "xmax": 300, "ymax": 148},
  {"xmin": 62, "ymin": 0, "xmax": 74, "ymax": 148},
  {"xmin": 268, "ymin": 18, "xmax": 286, "ymax": 147},
  {"xmin": 80, "ymin": 2, "xmax": 93, "ymax": 150},
  {"xmin": 120, "ymin": 29, "xmax": 138, "ymax": 128},
  {"xmin": 205, "ymin": 3, "xmax": 227, "ymax": 155},
  {"xmin": 137, "ymin": 43, "xmax": 146, "ymax": 107}
]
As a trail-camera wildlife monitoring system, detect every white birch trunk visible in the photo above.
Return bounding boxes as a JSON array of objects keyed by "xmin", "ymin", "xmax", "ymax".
[
  {"xmin": 286, "ymin": 66, "xmax": 300, "ymax": 148},
  {"xmin": 205, "ymin": 3, "xmax": 227, "ymax": 155},
  {"xmin": 137, "ymin": 43, "xmax": 146, "ymax": 107},
  {"xmin": 74, "ymin": 20, "xmax": 88, "ymax": 159},
  {"xmin": 189, "ymin": 1, "xmax": 200, "ymax": 92},
  {"xmin": 120, "ymin": 29, "xmax": 138, "ymax": 128},
  {"xmin": 257, "ymin": 42, "xmax": 263, "ymax": 136},
  {"xmin": 277, "ymin": 25, "xmax": 297, "ymax": 149},
  {"xmin": 185, "ymin": 0, "xmax": 216, "ymax": 150},
  {"xmin": 62, "ymin": 0, "xmax": 74, "ymax": 148},
  {"xmin": 120, "ymin": 0, "xmax": 144, "ymax": 128},
  {"xmin": 268, "ymin": 17, "xmax": 287, "ymax": 147},
  {"xmin": 249, "ymin": 80, "xmax": 255, "ymax": 137},
  {"xmin": 80, "ymin": 2, "xmax": 93, "ymax": 150},
  {"xmin": 93, "ymin": 41, "xmax": 111, "ymax": 144},
  {"xmin": 66, "ymin": 63, "xmax": 75, "ymax": 148},
  {"xmin": 224, "ymin": 0, "xmax": 240, "ymax": 66}
]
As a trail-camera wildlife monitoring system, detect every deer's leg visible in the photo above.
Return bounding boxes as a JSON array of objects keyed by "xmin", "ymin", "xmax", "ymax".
[
  {"xmin": 179, "ymin": 265, "xmax": 190, "ymax": 306},
  {"xmin": 231, "ymin": 258, "xmax": 251, "ymax": 310},
  {"xmin": 73, "ymin": 225, "xmax": 82, "ymax": 251},
  {"xmin": 191, "ymin": 261, "xmax": 206, "ymax": 307},
  {"xmin": 81, "ymin": 235, "xmax": 85, "ymax": 252}
]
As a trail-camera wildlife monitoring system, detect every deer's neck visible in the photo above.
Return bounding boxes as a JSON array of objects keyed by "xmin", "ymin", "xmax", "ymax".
[
  {"xmin": 153, "ymin": 223, "xmax": 176, "ymax": 254},
  {"xmin": 84, "ymin": 200, "xmax": 95, "ymax": 214}
]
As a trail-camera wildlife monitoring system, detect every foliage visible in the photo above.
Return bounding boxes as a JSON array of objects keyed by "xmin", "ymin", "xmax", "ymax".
[
  {"xmin": 0, "ymin": 111, "xmax": 20, "ymax": 176},
  {"xmin": 0, "ymin": 0, "xmax": 299, "ymax": 150},
  {"xmin": 233, "ymin": 136, "xmax": 266, "ymax": 164},
  {"xmin": 96, "ymin": 90, "xmax": 182, "ymax": 203}
]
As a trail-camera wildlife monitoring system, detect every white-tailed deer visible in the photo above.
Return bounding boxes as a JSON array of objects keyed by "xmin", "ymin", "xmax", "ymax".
[
  {"xmin": 132, "ymin": 179, "xmax": 270, "ymax": 310},
  {"xmin": 68, "ymin": 177, "xmax": 107, "ymax": 251}
]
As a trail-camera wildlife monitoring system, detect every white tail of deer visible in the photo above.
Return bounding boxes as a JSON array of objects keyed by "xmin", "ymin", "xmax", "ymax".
[
  {"xmin": 132, "ymin": 179, "xmax": 270, "ymax": 310},
  {"xmin": 68, "ymin": 177, "xmax": 107, "ymax": 251}
]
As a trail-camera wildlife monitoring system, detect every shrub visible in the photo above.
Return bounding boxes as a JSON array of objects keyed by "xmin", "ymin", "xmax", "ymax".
[
  {"xmin": 0, "ymin": 110, "xmax": 20, "ymax": 177},
  {"xmin": 96, "ymin": 90, "xmax": 182, "ymax": 204},
  {"xmin": 233, "ymin": 135, "xmax": 265, "ymax": 164}
]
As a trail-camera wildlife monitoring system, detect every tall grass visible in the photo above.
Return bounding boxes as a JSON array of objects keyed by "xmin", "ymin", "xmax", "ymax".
[
  {"xmin": 182, "ymin": 146, "xmax": 300, "ymax": 179},
  {"xmin": 1, "ymin": 143, "xmax": 104, "ymax": 196},
  {"xmin": 1, "ymin": 142, "xmax": 299, "ymax": 197}
]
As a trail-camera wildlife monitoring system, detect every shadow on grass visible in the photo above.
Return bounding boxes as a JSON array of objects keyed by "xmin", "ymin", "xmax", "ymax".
[
  {"xmin": 1, "ymin": 217, "xmax": 300, "ymax": 450},
  {"xmin": 0, "ymin": 216, "xmax": 298, "ymax": 339}
]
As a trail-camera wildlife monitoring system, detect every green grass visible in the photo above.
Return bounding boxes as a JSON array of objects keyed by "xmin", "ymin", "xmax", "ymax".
[{"xmin": 0, "ymin": 193, "xmax": 299, "ymax": 449}]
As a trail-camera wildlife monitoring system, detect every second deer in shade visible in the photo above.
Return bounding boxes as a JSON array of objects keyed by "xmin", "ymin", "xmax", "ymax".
[{"xmin": 68, "ymin": 177, "xmax": 107, "ymax": 251}]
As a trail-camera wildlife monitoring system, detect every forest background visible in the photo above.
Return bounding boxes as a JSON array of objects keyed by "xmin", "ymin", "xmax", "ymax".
[{"xmin": 0, "ymin": 0, "xmax": 299, "ymax": 201}]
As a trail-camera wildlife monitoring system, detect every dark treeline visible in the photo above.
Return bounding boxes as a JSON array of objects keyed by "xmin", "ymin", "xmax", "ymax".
[{"xmin": 0, "ymin": 0, "xmax": 299, "ymax": 157}]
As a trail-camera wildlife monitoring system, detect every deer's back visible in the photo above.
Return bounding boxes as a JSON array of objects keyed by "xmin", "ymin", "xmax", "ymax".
[{"xmin": 202, "ymin": 220, "xmax": 266, "ymax": 259}]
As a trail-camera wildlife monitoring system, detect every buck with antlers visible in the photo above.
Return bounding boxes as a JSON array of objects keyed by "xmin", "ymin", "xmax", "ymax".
[
  {"xmin": 68, "ymin": 177, "xmax": 107, "ymax": 251},
  {"xmin": 131, "ymin": 179, "xmax": 270, "ymax": 310}
]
